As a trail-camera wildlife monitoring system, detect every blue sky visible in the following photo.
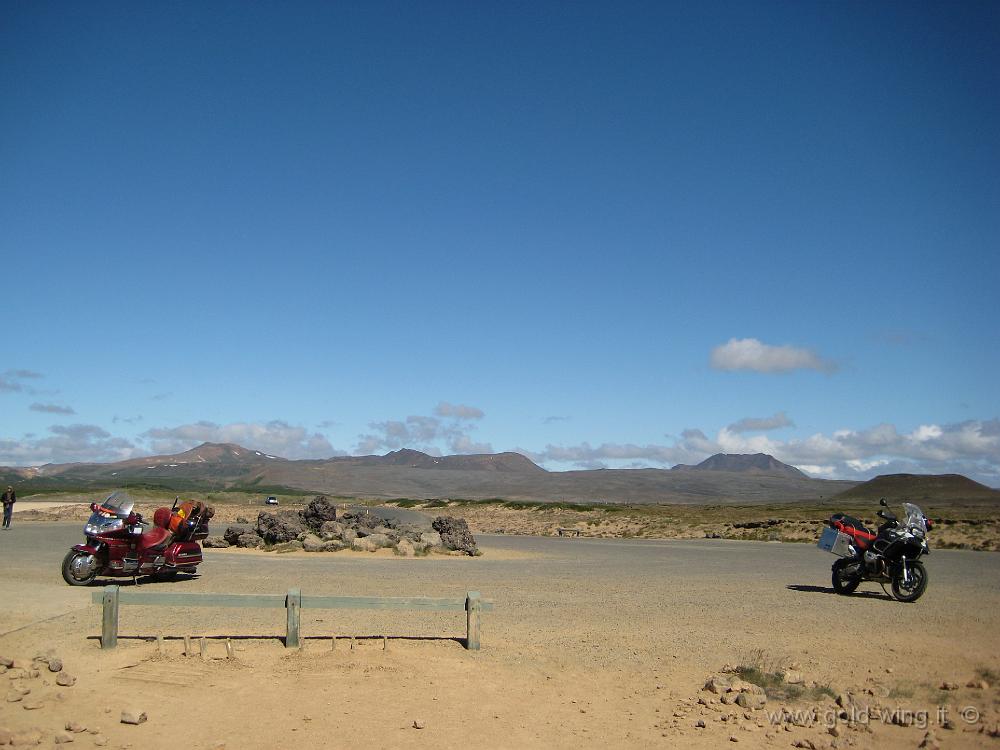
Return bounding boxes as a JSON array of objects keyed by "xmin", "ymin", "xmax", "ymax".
[{"xmin": 2, "ymin": 1, "xmax": 998, "ymax": 484}]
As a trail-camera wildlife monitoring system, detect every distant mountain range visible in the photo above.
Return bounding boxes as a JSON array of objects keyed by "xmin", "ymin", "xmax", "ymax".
[
  {"xmin": 6, "ymin": 443, "xmax": 996, "ymax": 505},
  {"xmin": 2, "ymin": 443, "xmax": 857, "ymax": 504}
]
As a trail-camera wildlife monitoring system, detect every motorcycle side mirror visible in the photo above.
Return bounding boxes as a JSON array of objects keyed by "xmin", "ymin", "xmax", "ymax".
[
  {"xmin": 90, "ymin": 503, "xmax": 98, "ymax": 512},
  {"xmin": 879, "ymin": 498, "xmax": 888, "ymax": 507}
]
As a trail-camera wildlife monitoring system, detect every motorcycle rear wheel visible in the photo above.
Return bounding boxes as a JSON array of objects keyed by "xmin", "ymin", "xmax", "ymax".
[
  {"xmin": 891, "ymin": 560, "xmax": 928, "ymax": 602},
  {"xmin": 832, "ymin": 558, "xmax": 863, "ymax": 595},
  {"xmin": 61, "ymin": 550, "xmax": 99, "ymax": 586}
]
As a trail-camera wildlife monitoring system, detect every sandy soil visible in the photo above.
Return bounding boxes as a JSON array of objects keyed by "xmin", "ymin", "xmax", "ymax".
[{"xmin": 1, "ymin": 522, "xmax": 999, "ymax": 749}]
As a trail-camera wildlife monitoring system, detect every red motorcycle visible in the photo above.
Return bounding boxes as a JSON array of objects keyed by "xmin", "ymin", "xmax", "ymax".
[{"xmin": 61, "ymin": 491, "xmax": 212, "ymax": 586}]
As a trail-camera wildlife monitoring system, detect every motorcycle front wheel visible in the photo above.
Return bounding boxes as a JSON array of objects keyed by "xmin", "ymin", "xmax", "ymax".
[
  {"xmin": 832, "ymin": 558, "xmax": 863, "ymax": 595},
  {"xmin": 61, "ymin": 550, "xmax": 99, "ymax": 586},
  {"xmin": 891, "ymin": 560, "xmax": 928, "ymax": 602}
]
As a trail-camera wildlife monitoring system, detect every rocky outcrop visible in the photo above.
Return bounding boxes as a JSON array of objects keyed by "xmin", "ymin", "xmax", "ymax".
[
  {"xmin": 218, "ymin": 507, "xmax": 480, "ymax": 557},
  {"xmin": 257, "ymin": 512, "xmax": 304, "ymax": 544},
  {"xmin": 300, "ymin": 496, "xmax": 339, "ymax": 531},
  {"xmin": 432, "ymin": 516, "xmax": 480, "ymax": 556}
]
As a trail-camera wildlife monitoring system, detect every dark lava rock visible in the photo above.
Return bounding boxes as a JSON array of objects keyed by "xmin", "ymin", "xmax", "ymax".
[
  {"xmin": 236, "ymin": 532, "xmax": 264, "ymax": 549},
  {"xmin": 300, "ymin": 496, "xmax": 339, "ymax": 531},
  {"xmin": 256, "ymin": 512, "xmax": 304, "ymax": 544},
  {"xmin": 223, "ymin": 525, "xmax": 252, "ymax": 546},
  {"xmin": 431, "ymin": 516, "xmax": 479, "ymax": 556},
  {"xmin": 203, "ymin": 536, "xmax": 231, "ymax": 548},
  {"xmin": 341, "ymin": 511, "xmax": 381, "ymax": 531}
]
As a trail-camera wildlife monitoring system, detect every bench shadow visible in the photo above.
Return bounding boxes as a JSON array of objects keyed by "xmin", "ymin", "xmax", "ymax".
[
  {"xmin": 86, "ymin": 634, "xmax": 466, "ymax": 646},
  {"xmin": 786, "ymin": 584, "xmax": 893, "ymax": 601}
]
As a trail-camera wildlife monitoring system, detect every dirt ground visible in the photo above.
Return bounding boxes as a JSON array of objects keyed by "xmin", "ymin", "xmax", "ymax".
[{"xmin": 1, "ymin": 517, "xmax": 999, "ymax": 749}]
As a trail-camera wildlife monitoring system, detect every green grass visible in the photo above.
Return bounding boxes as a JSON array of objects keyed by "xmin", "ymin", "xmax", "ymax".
[{"xmin": 736, "ymin": 648, "xmax": 836, "ymax": 703}]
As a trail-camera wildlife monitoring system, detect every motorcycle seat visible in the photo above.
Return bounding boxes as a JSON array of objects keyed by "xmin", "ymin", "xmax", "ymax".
[{"xmin": 139, "ymin": 526, "xmax": 172, "ymax": 551}]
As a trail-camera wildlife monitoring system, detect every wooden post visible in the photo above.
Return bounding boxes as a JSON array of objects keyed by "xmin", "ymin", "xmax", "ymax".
[
  {"xmin": 156, "ymin": 634, "xmax": 164, "ymax": 654},
  {"xmin": 382, "ymin": 635, "xmax": 387, "ymax": 651},
  {"xmin": 184, "ymin": 635, "xmax": 192, "ymax": 656},
  {"xmin": 350, "ymin": 636, "xmax": 355, "ymax": 651},
  {"xmin": 199, "ymin": 637, "xmax": 208, "ymax": 661},
  {"xmin": 225, "ymin": 639, "xmax": 234, "ymax": 659},
  {"xmin": 465, "ymin": 591, "xmax": 481, "ymax": 651},
  {"xmin": 331, "ymin": 636, "xmax": 336, "ymax": 651},
  {"xmin": 101, "ymin": 585, "xmax": 120, "ymax": 649},
  {"xmin": 286, "ymin": 588, "xmax": 301, "ymax": 649}
]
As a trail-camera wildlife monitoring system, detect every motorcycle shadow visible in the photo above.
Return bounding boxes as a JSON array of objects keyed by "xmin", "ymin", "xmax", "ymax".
[
  {"xmin": 786, "ymin": 584, "xmax": 893, "ymax": 601},
  {"xmin": 86, "ymin": 574, "xmax": 201, "ymax": 587}
]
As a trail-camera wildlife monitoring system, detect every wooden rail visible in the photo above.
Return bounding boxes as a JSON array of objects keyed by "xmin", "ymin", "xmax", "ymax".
[{"xmin": 92, "ymin": 586, "xmax": 492, "ymax": 651}]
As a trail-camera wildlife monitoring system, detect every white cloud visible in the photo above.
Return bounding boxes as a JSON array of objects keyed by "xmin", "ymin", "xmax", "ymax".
[
  {"xmin": 141, "ymin": 420, "xmax": 337, "ymax": 459},
  {"xmin": 0, "ymin": 369, "xmax": 44, "ymax": 394},
  {"xmin": 357, "ymin": 404, "xmax": 491, "ymax": 455},
  {"xmin": 0, "ymin": 423, "xmax": 138, "ymax": 466},
  {"xmin": 433, "ymin": 402, "xmax": 485, "ymax": 420},
  {"xmin": 532, "ymin": 418, "xmax": 1000, "ymax": 485},
  {"xmin": 727, "ymin": 411, "xmax": 794, "ymax": 433},
  {"xmin": 710, "ymin": 338, "xmax": 837, "ymax": 374},
  {"xmin": 30, "ymin": 403, "xmax": 76, "ymax": 415}
]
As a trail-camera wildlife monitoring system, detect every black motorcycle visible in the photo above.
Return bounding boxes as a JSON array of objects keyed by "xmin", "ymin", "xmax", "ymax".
[{"xmin": 818, "ymin": 498, "xmax": 932, "ymax": 602}]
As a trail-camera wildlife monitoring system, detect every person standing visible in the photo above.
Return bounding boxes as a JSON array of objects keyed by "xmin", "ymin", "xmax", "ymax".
[{"xmin": 2, "ymin": 486, "xmax": 15, "ymax": 529}]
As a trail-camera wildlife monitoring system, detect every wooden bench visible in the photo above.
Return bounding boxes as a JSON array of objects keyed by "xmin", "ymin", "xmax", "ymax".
[{"xmin": 93, "ymin": 586, "xmax": 492, "ymax": 651}]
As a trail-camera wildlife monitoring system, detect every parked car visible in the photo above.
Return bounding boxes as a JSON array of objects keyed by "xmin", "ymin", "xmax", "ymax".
[{"xmin": 264, "ymin": 496, "xmax": 279, "ymax": 506}]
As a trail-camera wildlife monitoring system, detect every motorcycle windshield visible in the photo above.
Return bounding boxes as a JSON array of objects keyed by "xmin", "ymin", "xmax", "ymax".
[
  {"xmin": 902, "ymin": 502, "xmax": 927, "ymax": 532},
  {"xmin": 96, "ymin": 491, "xmax": 135, "ymax": 518}
]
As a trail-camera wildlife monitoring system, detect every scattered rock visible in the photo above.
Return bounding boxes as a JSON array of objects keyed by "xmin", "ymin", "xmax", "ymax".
[
  {"xmin": 120, "ymin": 710, "xmax": 147, "ymax": 725},
  {"xmin": 300, "ymin": 496, "xmax": 339, "ymax": 531},
  {"xmin": 21, "ymin": 698, "xmax": 44, "ymax": 710},
  {"xmin": 256, "ymin": 512, "xmax": 304, "ymax": 544},
  {"xmin": 10, "ymin": 660, "xmax": 31, "ymax": 671},
  {"xmin": 704, "ymin": 677, "xmax": 728, "ymax": 695},
  {"xmin": 6, "ymin": 691, "xmax": 24, "ymax": 703},
  {"xmin": 967, "ymin": 679, "xmax": 990, "ymax": 690},
  {"xmin": 301, "ymin": 534, "xmax": 325, "ymax": 552},
  {"xmin": 9, "ymin": 728, "xmax": 43, "ymax": 746},
  {"xmin": 432, "ymin": 516, "xmax": 480, "ymax": 555},
  {"xmin": 419, "ymin": 530, "xmax": 442, "ymax": 547},
  {"xmin": 235, "ymin": 516, "xmax": 249, "ymax": 524},
  {"xmin": 412, "ymin": 720, "xmax": 425, "ymax": 730},
  {"xmin": 792, "ymin": 741, "xmax": 817, "ymax": 750},
  {"xmin": 783, "ymin": 670, "xmax": 804, "ymax": 685},
  {"xmin": 0, "ymin": 728, "xmax": 11, "ymax": 745},
  {"xmin": 366, "ymin": 533, "xmax": 393, "ymax": 549},
  {"xmin": 919, "ymin": 730, "xmax": 941, "ymax": 749},
  {"xmin": 223, "ymin": 525, "xmax": 252, "ymax": 546},
  {"xmin": 64, "ymin": 722, "xmax": 86, "ymax": 733},
  {"xmin": 202, "ymin": 537, "xmax": 230, "ymax": 548},
  {"xmin": 46, "ymin": 659, "xmax": 63, "ymax": 673},
  {"xmin": 236, "ymin": 533, "xmax": 264, "ymax": 549},
  {"xmin": 6, "ymin": 669, "xmax": 27, "ymax": 680},
  {"xmin": 695, "ymin": 720, "xmax": 706, "ymax": 728},
  {"xmin": 0, "ymin": 657, "xmax": 12, "ymax": 668},
  {"xmin": 735, "ymin": 692, "xmax": 766, "ymax": 710},
  {"xmin": 92, "ymin": 736, "xmax": 108, "ymax": 747},
  {"xmin": 53, "ymin": 731, "xmax": 74, "ymax": 744},
  {"xmin": 55, "ymin": 673, "xmax": 76, "ymax": 687},
  {"xmin": 272, "ymin": 541, "xmax": 303, "ymax": 553},
  {"xmin": 394, "ymin": 539, "xmax": 415, "ymax": 557},
  {"xmin": 352, "ymin": 537, "xmax": 377, "ymax": 552}
]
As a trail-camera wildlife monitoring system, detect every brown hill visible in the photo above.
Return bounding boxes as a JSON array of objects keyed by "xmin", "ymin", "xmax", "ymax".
[
  {"xmin": 673, "ymin": 453, "xmax": 808, "ymax": 479},
  {"xmin": 833, "ymin": 473, "xmax": 1000, "ymax": 504},
  {"xmin": 3, "ymin": 444, "xmax": 855, "ymax": 504}
]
